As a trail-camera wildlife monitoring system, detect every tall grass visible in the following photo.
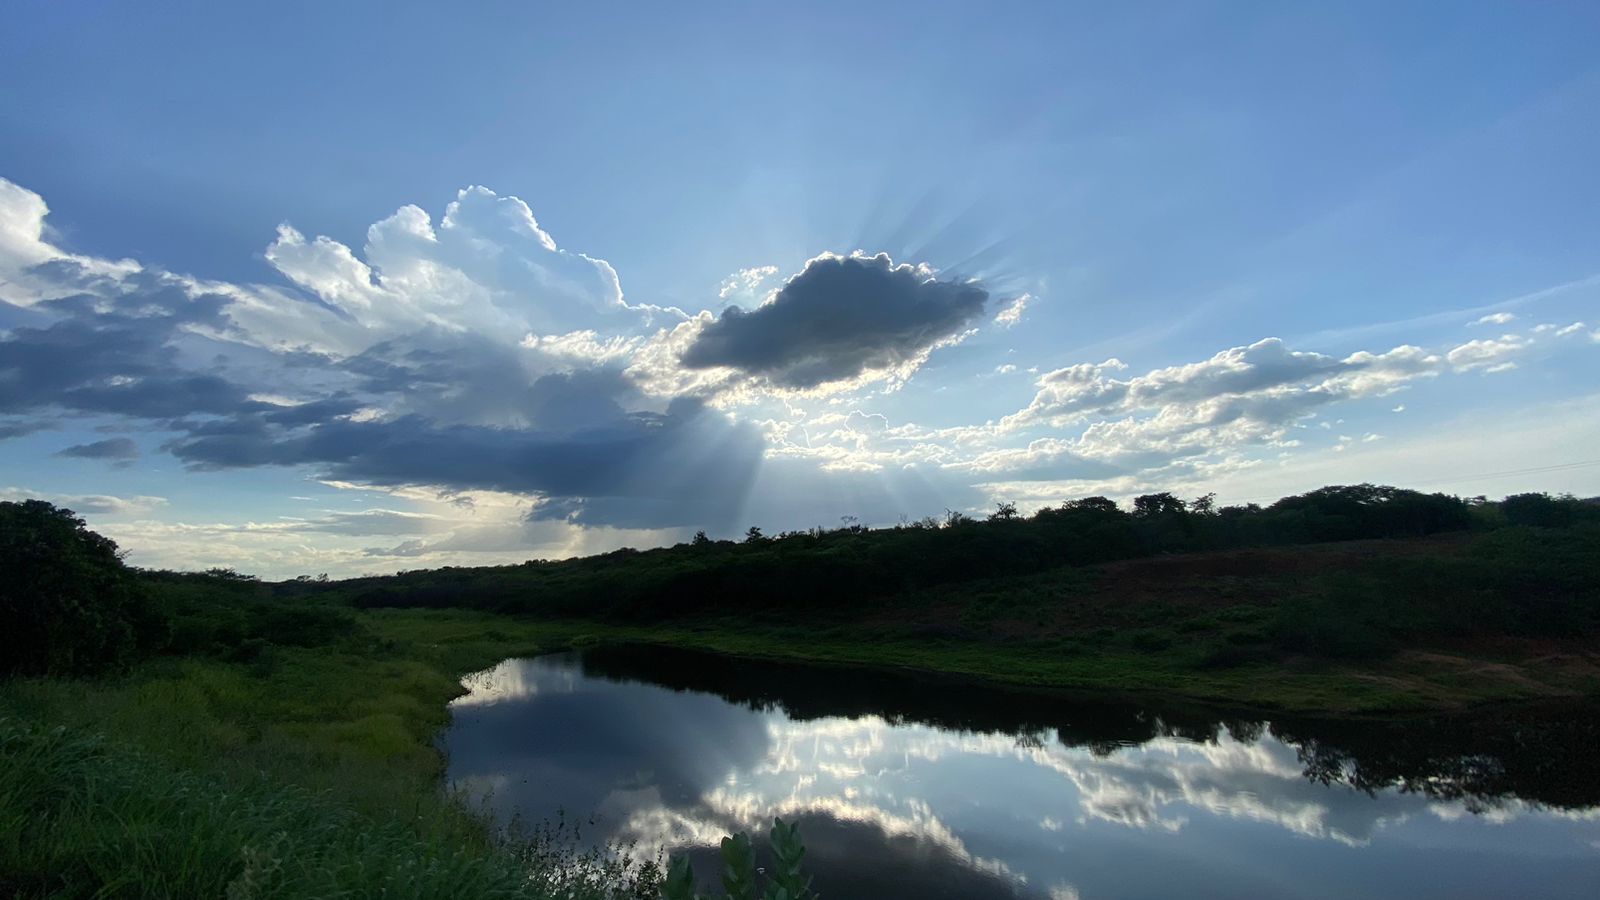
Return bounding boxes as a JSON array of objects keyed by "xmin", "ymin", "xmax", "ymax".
[
  {"xmin": 0, "ymin": 719, "xmax": 660, "ymax": 898},
  {"xmin": 0, "ymin": 610, "xmax": 662, "ymax": 899}
]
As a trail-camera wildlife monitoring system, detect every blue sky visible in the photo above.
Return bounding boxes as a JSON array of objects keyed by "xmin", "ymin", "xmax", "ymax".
[{"xmin": 3, "ymin": 1, "xmax": 1599, "ymax": 577}]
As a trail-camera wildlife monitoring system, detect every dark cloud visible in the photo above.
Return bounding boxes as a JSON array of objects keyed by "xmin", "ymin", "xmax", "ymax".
[
  {"xmin": 0, "ymin": 277, "xmax": 261, "ymax": 422},
  {"xmin": 0, "ymin": 420, "xmax": 51, "ymax": 440},
  {"xmin": 1, "ymin": 273, "xmax": 768, "ymax": 531},
  {"xmin": 165, "ymin": 394, "xmax": 765, "ymax": 531},
  {"xmin": 342, "ymin": 331, "xmax": 637, "ymax": 430},
  {"xmin": 55, "ymin": 437, "xmax": 139, "ymax": 464},
  {"xmin": 680, "ymin": 253, "xmax": 989, "ymax": 388}
]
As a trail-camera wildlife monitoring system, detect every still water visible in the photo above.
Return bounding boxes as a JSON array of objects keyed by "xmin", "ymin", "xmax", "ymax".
[{"xmin": 444, "ymin": 646, "xmax": 1600, "ymax": 899}]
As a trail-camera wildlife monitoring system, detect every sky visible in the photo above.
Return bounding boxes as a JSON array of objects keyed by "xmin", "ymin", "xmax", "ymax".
[{"xmin": 3, "ymin": 1, "xmax": 1599, "ymax": 578}]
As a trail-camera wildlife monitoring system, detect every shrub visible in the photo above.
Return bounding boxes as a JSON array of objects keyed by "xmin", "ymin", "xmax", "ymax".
[
  {"xmin": 0, "ymin": 500, "xmax": 163, "ymax": 676},
  {"xmin": 1500, "ymin": 492, "xmax": 1584, "ymax": 528}
]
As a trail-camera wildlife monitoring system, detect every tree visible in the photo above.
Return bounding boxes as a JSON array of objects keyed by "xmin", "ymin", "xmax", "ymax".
[
  {"xmin": 943, "ymin": 508, "xmax": 975, "ymax": 528},
  {"xmin": 1064, "ymin": 496, "xmax": 1120, "ymax": 514},
  {"xmin": 0, "ymin": 499, "xmax": 161, "ymax": 676},
  {"xmin": 1133, "ymin": 492, "xmax": 1186, "ymax": 518},
  {"xmin": 1501, "ymin": 492, "xmax": 1577, "ymax": 528},
  {"xmin": 691, "ymin": 530, "xmax": 712, "ymax": 546},
  {"xmin": 744, "ymin": 526, "xmax": 766, "ymax": 543},
  {"xmin": 989, "ymin": 501, "xmax": 1019, "ymax": 521}
]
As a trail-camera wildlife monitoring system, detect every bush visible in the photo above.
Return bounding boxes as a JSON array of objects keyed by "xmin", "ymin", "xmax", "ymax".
[
  {"xmin": 0, "ymin": 500, "xmax": 163, "ymax": 676},
  {"xmin": 250, "ymin": 602, "xmax": 358, "ymax": 648},
  {"xmin": 1501, "ymin": 492, "xmax": 1586, "ymax": 528}
]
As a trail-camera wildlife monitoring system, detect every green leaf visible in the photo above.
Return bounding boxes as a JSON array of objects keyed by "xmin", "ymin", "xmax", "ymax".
[
  {"xmin": 661, "ymin": 855, "xmax": 701, "ymax": 900},
  {"xmin": 767, "ymin": 818, "xmax": 814, "ymax": 900},
  {"xmin": 719, "ymin": 831, "xmax": 759, "ymax": 900}
]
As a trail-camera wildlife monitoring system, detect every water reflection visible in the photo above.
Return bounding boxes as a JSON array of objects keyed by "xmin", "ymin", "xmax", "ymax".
[{"xmin": 445, "ymin": 646, "xmax": 1600, "ymax": 899}]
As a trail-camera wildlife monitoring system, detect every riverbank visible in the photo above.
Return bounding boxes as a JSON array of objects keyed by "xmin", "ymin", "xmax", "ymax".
[
  {"xmin": 5, "ymin": 505, "xmax": 1598, "ymax": 894},
  {"xmin": 0, "ymin": 613, "xmax": 657, "ymax": 898},
  {"xmin": 354, "ymin": 527, "xmax": 1600, "ymax": 716},
  {"xmin": 5, "ymin": 599, "xmax": 1595, "ymax": 895}
]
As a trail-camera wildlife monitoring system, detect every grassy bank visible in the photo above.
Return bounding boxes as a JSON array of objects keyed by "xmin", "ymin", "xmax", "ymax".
[
  {"xmin": 0, "ymin": 613, "xmax": 657, "ymax": 899},
  {"xmin": 2, "ymin": 591, "xmax": 1594, "ymax": 896},
  {"xmin": 351, "ymin": 526, "xmax": 1600, "ymax": 715}
]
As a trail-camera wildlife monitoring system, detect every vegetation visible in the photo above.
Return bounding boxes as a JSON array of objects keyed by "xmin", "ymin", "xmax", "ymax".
[
  {"xmin": 275, "ymin": 485, "xmax": 1600, "ymax": 710},
  {"xmin": 0, "ymin": 503, "xmax": 664, "ymax": 898},
  {"xmin": 1, "ymin": 485, "xmax": 1597, "ymax": 897},
  {"xmin": 661, "ymin": 820, "xmax": 813, "ymax": 900},
  {"xmin": 311, "ymin": 484, "xmax": 1526, "ymax": 621},
  {"xmin": 0, "ymin": 500, "xmax": 162, "ymax": 676},
  {"xmin": 0, "ymin": 718, "xmax": 659, "ymax": 899}
]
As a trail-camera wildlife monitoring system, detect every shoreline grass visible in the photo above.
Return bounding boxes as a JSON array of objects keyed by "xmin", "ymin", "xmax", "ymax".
[
  {"xmin": 4, "ymin": 599, "xmax": 1594, "ymax": 896},
  {"xmin": 0, "ymin": 615, "xmax": 656, "ymax": 899}
]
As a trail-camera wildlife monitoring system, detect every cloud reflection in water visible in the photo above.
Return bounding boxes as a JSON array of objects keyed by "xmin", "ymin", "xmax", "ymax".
[{"xmin": 445, "ymin": 652, "xmax": 1600, "ymax": 900}]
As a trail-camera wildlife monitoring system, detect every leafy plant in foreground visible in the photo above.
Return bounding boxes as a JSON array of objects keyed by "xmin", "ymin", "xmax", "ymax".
[{"xmin": 661, "ymin": 818, "xmax": 815, "ymax": 900}]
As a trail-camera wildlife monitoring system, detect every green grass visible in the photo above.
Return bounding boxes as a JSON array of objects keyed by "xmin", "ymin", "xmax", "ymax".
[
  {"xmin": 350, "ymin": 606, "xmax": 1587, "ymax": 717},
  {"xmin": 0, "ymin": 614, "xmax": 659, "ymax": 899}
]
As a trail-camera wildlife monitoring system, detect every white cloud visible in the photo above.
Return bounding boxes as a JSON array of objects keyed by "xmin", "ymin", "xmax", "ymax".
[
  {"xmin": 993, "ymin": 292, "xmax": 1031, "ymax": 328},
  {"xmin": 1446, "ymin": 335, "xmax": 1529, "ymax": 371},
  {"xmin": 6, "ymin": 173, "xmax": 1600, "ymax": 571},
  {"xmin": 0, "ymin": 180, "xmax": 140, "ymax": 305},
  {"xmin": 248, "ymin": 185, "xmax": 663, "ymax": 358},
  {"xmin": 716, "ymin": 264, "xmax": 779, "ymax": 303},
  {"xmin": 1001, "ymin": 340, "xmax": 1447, "ymax": 435},
  {"xmin": 0, "ymin": 487, "xmax": 167, "ymax": 516},
  {"xmin": 1471, "ymin": 311, "xmax": 1517, "ymax": 326}
]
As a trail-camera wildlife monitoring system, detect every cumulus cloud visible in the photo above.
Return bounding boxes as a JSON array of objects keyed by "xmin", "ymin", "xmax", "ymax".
[
  {"xmin": 252, "ymin": 185, "xmax": 656, "ymax": 355},
  {"xmin": 0, "ymin": 179, "xmax": 139, "ymax": 305},
  {"xmin": 0, "ymin": 271, "xmax": 261, "ymax": 422},
  {"xmin": 0, "ymin": 177, "xmax": 767, "ymax": 534},
  {"xmin": 679, "ymin": 252, "xmax": 989, "ymax": 390},
  {"xmin": 1471, "ymin": 311, "xmax": 1516, "ymax": 326},
  {"xmin": 5, "ymin": 171, "xmax": 1597, "ymax": 569},
  {"xmin": 950, "ymin": 329, "xmax": 1577, "ymax": 493},
  {"xmin": 1446, "ymin": 335, "xmax": 1529, "ymax": 371},
  {"xmin": 1003, "ymin": 338, "xmax": 1460, "ymax": 439}
]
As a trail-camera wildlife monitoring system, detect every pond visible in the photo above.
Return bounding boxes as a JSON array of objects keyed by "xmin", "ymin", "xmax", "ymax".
[{"xmin": 444, "ymin": 646, "xmax": 1600, "ymax": 899}]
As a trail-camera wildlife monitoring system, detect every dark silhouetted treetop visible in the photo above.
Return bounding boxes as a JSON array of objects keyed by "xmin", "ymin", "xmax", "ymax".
[{"xmin": 0, "ymin": 499, "xmax": 160, "ymax": 676}]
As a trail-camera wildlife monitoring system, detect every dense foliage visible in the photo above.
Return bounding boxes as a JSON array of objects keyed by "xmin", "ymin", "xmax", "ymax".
[
  {"xmin": 0, "ymin": 500, "xmax": 160, "ymax": 676},
  {"xmin": 312, "ymin": 485, "xmax": 1590, "ymax": 622}
]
